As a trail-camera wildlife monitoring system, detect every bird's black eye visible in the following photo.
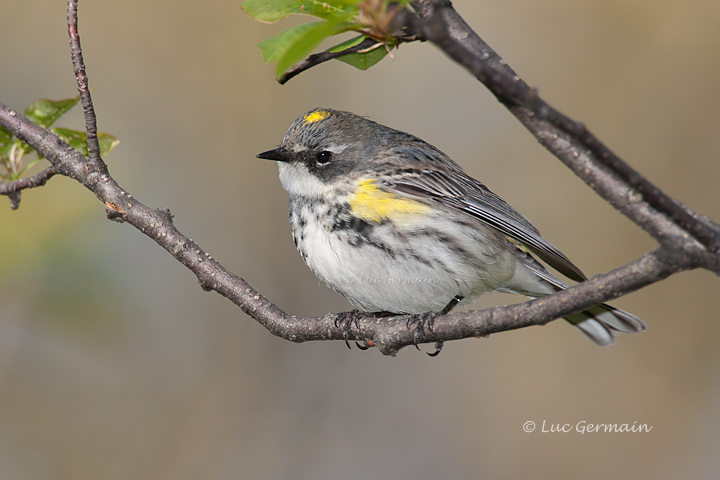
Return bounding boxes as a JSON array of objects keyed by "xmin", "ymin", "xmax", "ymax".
[{"xmin": 316, "ymin": 151, "xmax": 332, "ymax": 165}]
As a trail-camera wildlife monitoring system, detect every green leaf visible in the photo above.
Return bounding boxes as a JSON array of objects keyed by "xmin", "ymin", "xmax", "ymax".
[
  {"xmin": 257, "ymin": 23, "xmax": 320, "ymax": 64},
  {"xmin": 336, "ymin": 45, "xmax": 388, "ymax": 70},
  {"xmin": 276, "ymin": 20, "xmax": 349, "ymax": 76},
  {"xmin": 336, "ymin": 47, "xmax": 388, "ymax": 70},
  {"xmin": 243, "ymin": 0, "xmax": 358, "ymax": 23},
  {"xmin": 52, "ymin": 128, "xmax": 120, "ymax": 157},
  {"xmin": 24, "ymin": 96, "xmax": 80, "ymax": 129},
  {"xmin": 98, "ymin": 133, "xmax": 121, "ymax": 156},
  {"xmin": 260, "ymin": 20, "xmax": 351, "ymax": 77},
  {"xmin": 329, "ymin": 35, "xmax": 389, "ymax": 70},
  {"xmin": 327, "ymin": 34, "xmax": 366, "ymax": 52},
  {"xmin": 0, "ymin": 126, "xmax": 13, "ymax": 156}
]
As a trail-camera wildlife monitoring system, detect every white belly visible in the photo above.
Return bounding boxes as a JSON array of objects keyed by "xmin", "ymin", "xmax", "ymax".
[{"xmin": 291, "ymin": 201, "xmax": 516, "ymax": 313}]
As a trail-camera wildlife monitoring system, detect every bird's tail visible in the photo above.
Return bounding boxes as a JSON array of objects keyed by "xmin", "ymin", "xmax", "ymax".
[
  {"xmin": 503, "ymin": 249, "xmax": 647, "ymax": 346},
  {"xmin": 564, "ymin": 304, "xmax": 647, "ymax": 347}
]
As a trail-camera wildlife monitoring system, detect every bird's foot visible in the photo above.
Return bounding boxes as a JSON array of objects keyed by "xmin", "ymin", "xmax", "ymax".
[
  {"xmin": 333, "ymin": 309, "xmax": 394, "ymax": 350},
  {"xmin": 405, "ymin": 295, "xmax": 463, "ymax": 356}
]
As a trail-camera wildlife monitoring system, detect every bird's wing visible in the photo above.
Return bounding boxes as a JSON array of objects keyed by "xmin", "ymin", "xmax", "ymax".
[{"xmin": 381, "ymin": 148, "xmax": 586, "ymax": 282}]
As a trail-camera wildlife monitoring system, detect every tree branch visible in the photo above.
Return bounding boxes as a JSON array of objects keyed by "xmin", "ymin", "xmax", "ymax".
[
  {"xmin": 0, "ymin": 166, "xmax": 58, "ymax": 209},
  {"xmin": 406, "ymin": 0, "xmax": 720, "ymax": 258},
  {"xmin": 278, "ymin": 37, "xmax": 382, "ymax": 85},
  {"xmin": 67, "ymin": 0, "xmax": 101, "ymax": 164},
  {"xmin": 1, "ymin": 1, "xmax": 718, "ymax": 356},
  {"xmin": 0, "ymin": 97, "xmax": 710, "ymax": 355}
]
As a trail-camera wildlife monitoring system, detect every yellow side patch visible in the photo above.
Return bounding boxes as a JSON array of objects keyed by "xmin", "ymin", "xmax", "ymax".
[
  {"xmin": 349, "ymin": 179, "xmax": 431, "ymax": 224},
  {"xmin": 303, "ymin": 110, "xmax": 331, "ymax": 124}
]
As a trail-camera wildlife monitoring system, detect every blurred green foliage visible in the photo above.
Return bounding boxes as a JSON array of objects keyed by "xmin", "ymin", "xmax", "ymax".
[
  {"xmin": 243, "ymin": 0, "xmax": 409, "ymax": 77},
  {"xmin": 1, "ymin": 96, "xmax": 119, "ymax": 181}
]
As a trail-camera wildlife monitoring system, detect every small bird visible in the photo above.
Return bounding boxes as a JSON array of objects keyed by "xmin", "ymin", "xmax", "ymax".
[{"xmin": 258, "ymin": 108, "xmax": 646, "ymax": 349}]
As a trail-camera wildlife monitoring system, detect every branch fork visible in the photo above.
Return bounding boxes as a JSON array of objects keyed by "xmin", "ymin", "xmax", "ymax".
[{"xmin": 1, "ymin": 0, "xmax": 718, "ymax": 355}]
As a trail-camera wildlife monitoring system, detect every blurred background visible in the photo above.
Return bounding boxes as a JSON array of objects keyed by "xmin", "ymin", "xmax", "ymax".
[{"xmin": 1, "ymin": 0, "xmax": 719, "ymax": 478}]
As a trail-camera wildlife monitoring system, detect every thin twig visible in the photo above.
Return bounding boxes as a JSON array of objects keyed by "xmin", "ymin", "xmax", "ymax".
[
  {"xmin": 1, "ymin": 1, "xmax": 718, "ymax": 355},
  {"xmin": 67, "ymin": 0, "xmax": 101, "ymax": 164},
  {"xmin": 0, "ymin": 166, "xmax": 59, "ymax": 209},
  {"xmin": 0, "ymin": 99, "xmax": 713, "ymax": 355},
  {"xmin": 279, "ymin": 37, "xmax": 381, "ymax": 85}
]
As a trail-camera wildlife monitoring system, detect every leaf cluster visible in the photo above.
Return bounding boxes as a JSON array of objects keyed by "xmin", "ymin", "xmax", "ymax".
[
  {"xmin": 0, "ymin": 97, "xmax": 119, "ymax": 181},
  {"xmin": 242, "ymin": 0, "xmax": 409, "ymax": 78}
]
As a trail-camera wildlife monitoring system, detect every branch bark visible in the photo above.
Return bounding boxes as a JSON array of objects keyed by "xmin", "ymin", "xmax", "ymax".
[
  {"xmin": 0, "ymin": 166, "xmax": 58, "ymax": 209},
  {"xmin": 67, "ymin": 0, "xmax": 101, "ymax": 164},
  {"xmin": 406, "ymin": 0, "xmax": 720, "ymax": 257},
  {"xmin": 1, "ymin": 1, "xmax": 718, "ymax": 355}
]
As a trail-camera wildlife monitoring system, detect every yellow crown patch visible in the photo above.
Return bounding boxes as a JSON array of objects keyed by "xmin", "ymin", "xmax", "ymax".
[
  {"xmin": 349, "ymin": 179, "xmax": 431, "ymax": 224},
  {"xmin": 303, "ymin": 110, "xmax": 332, "ymax": 124}
]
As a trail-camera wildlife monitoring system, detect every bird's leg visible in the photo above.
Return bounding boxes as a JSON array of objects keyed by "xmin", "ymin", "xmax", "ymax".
[
  {"xmin": 406, "ymin": 295, "xmax": 464, "ymax": 356},
  {"xmin": 333, "ymin": 309, "xmax": 395, "ymax": 350}
]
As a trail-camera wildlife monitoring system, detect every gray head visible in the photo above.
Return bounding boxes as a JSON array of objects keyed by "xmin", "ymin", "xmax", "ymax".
[{"xmin": 257, "ymin": 108, "xmax": 459, "ymax": 197}]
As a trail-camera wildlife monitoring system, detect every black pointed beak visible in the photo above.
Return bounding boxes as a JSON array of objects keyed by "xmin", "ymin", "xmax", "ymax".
[{"xmin": 256, "ymin": 147, "xmax": 292, "ymax": 162}]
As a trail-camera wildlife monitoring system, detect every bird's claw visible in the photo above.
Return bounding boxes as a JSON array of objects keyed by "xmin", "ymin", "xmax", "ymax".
[
  {"xmin": 427, "ymin": 341, "xmax": 444, "ymax": 357},
  {"xmin": 334, "ymin": 310, "xmax": 362, "ymax": 349},
  {"xmin": 333, "ymin": 310, "xmax": 380, "ymax": 350},
  {"xmin": 406, "ymin": 311, "xmax": 440, "ymax": 351},
  {"xmin": 355, "ymin": 340, "xmax": 371, "ymax": 350},
  {"xmin": 405, "ymin": 295, "xmax": 463, "ymax": 356}
]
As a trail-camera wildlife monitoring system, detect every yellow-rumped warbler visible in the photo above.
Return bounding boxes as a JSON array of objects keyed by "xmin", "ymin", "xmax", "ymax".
[{"xmin": 258, "ymin": 108, "xmax": 646, "ymax": 347}]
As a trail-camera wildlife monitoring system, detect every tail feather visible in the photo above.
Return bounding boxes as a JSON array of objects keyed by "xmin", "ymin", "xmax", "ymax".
[
  {"xmin": 506, "ymin": 247, "xmax": 648, "ymax": 346},
  {"xmin": 565, "ymin": 304, "xmax": 647, "ymax": 347}
]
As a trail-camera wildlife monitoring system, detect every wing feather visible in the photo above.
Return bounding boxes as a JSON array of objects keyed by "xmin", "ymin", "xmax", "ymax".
[{"xmin": 381, "ymin": 148, "xmax": 586, "ymax": 282}]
